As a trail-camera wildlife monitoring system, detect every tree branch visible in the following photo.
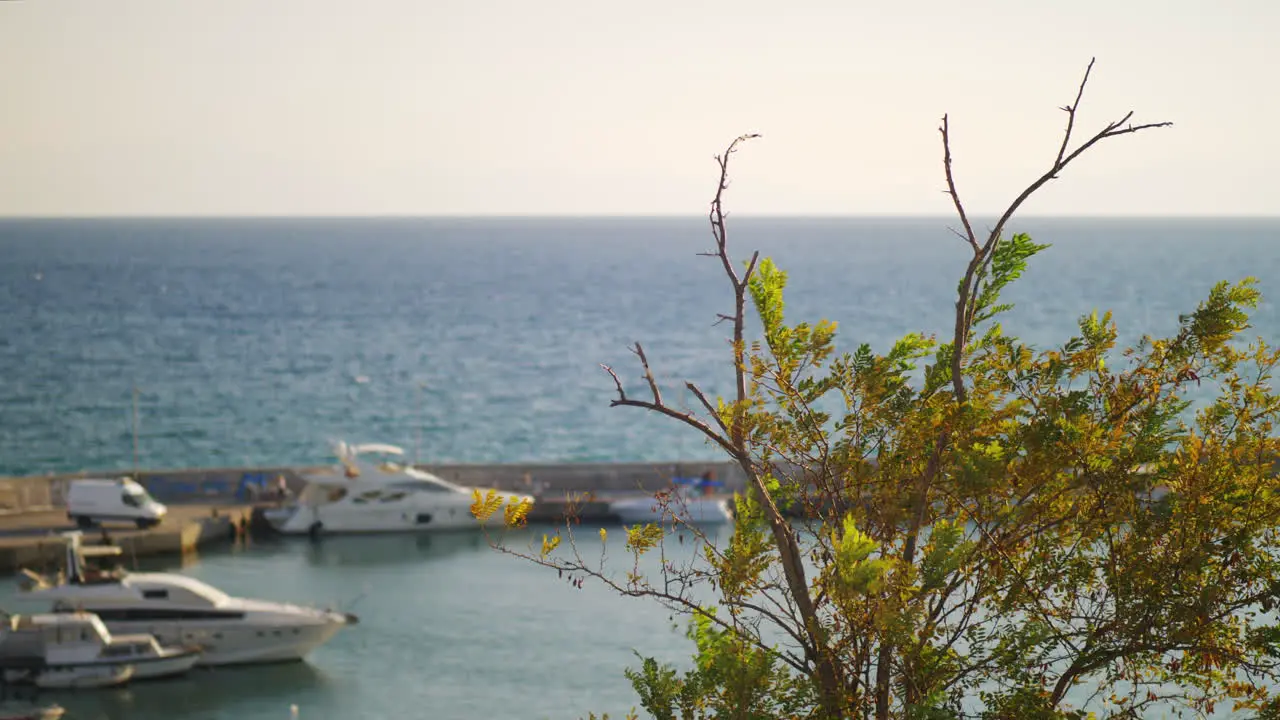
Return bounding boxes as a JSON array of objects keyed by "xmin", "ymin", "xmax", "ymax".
[
  {"xmin": 631, "ymin": 342, "xmax": 663, "ymax": 406},
  {"xmin": 940, "ymin": 116, "xmax": 979, "ymax": 253},
  {"xmin": 686, "ymin": 381, "xmax": 730, "ymax": 435},
  {"xmin": 941, "ymin": 57, "xmax": 1172, "ymax": 404},
  {"xmin": 1054, "ymin": 57, "xmax": 1094, "ymax": 167}
]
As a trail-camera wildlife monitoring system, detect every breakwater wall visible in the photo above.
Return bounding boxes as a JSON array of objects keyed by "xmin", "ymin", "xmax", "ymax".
[{"xmin": 0, "ymin": 460, "xmax": 749, "ymax": 514}]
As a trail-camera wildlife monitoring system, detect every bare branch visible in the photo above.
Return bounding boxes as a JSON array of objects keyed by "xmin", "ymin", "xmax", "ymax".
[
  {"xmin": 601, "ymin": 363, "xmax": 626, "ymax": 402},
  {"xmin": 943, "ymin": 58, "xmax": 1172, "ymax": 402},
  {"xmin": 940, "ymin": 116, "xmax": 979, "ymax": 254},
  {"xmin": 945, "ymin": 225, "xmax": 973, "ymax": 246},
  {"xmin": 631, "ymin": 342, "xmax": 663, "ymax": 406},
  {"xmin": 687, "ymin": 381, "xmax": 730, "ymax": 435},
  {"xmin": 608, "ymin": 395, "xmax": 738, "ymax": 458},
  {"xmin": 1054, "ymin": 57, "xmax": 1094, "ymax": 167},
  {"xmin": 987, "ymin": 110, "xmax": 1171, "ymax": 255},
  {"xmin": 742, "ymin": 250, "xmax": 761, "ymax": 288}
]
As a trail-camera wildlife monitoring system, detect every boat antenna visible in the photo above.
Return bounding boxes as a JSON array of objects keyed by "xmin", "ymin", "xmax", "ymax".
[
  {"xmin": 132, "ymin": 385, "xmax": 140, "ymax": 478},
  {"xmin": 414, "ymin": 382, "xmax": 426, "ymax": 468}
]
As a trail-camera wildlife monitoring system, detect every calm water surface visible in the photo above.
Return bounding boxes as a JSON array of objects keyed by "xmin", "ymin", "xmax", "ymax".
[
  {"xmin": 2, "ymin": 217, "xmax": 1278, "ymax": 475},
  {"xmin": 1, "ymin": 217, "xmax": 1279, "ymax": 718},
  {"xmin": 0, "ymin": 525, "xmax": 719, "ymax": 720}
]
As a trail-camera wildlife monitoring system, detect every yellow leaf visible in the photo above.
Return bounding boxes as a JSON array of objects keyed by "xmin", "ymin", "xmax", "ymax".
[
  {"xmin": 599, "ymin": 527, "xmax": 608, "ymax": 544},
  {"xmin": 625, "ymin": 523, "xmax": 665, "ymax": 554},
  {"xmin": 503, "ymin": 496, "xmax": 532, "ymax": 528},
  {"xmin": 540, "ymin": 533, "xmax": 561, "ymax": 558},
  {"xmin": 469, "ymin": 488, "xmax": 504, "ymax": 522}
]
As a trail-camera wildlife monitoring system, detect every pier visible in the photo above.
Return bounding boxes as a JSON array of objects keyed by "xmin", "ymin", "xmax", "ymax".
[
  {"xmin": 0, "ymin": 460, "xmax": 753, "ymax": 574},
  {"xmin": 0, "ymin": 504, "xmax": 252, "ymax": 575}
]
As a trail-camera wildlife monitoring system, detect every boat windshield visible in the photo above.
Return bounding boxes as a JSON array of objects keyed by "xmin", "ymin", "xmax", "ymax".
[
  {"xmin": 125, "ymin": 575, "xmax": 232, "ymax": 607},
  {"xmin": 401, "ymin": 467, "xmax": 466, "ymax": 493},
  {"xmin": 102, "ymin": 641, "xmax": 153, "ymax": 657}
]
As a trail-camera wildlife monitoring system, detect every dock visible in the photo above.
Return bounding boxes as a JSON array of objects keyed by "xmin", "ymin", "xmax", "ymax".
[
  {"xmin": 0, "ymin": 496, "xmax": 651, "ymax": 576},
  {"xmin": 0, "ymin": 504, "xmax": 251, "ymax": 576},
  {"xmin": 0, "ymin": 459, "xmax": 767, "ymax": 575}
]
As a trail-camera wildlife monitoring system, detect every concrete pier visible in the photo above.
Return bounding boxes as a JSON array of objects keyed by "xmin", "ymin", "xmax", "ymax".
[
  {"xmin": 0, "ymin": 460, "xmax": 748, "ymax": 514},
  {"xmin": 0, "ymin": 460, "xmax": 765, "ymax": 575},
  {"xmin": 0, "ymin": 504, "xmax": 252, "ymax": 575}
]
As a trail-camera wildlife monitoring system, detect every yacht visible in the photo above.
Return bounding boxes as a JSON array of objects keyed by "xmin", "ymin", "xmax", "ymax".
[
  {"xmin": 15, "ymin": 533, "xmax": 357, "ymax": 667},
  {"xmin": 0, "ymin": 610, "xmax": 200, "ymax": 688},
  {"xmin": 609, "ymin": 476, "xmax": 735, "ymax": 525},
  {"xmin": 262, "ymin": 441, "xmax": 535, "ymax": 536}
]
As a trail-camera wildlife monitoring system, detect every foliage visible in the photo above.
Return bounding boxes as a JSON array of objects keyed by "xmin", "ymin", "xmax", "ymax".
[
  {"xmin": 475, "ymin": 61, "xmax": 1280, "ymax": 719},
  {"xmin": 620, "ymin": 614, "xmax": 817, "ymax": 720}
]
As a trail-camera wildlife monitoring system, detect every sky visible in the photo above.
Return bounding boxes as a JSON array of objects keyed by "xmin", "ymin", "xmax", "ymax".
[{"xmin": 1, "ymin": 0, "xmax": 1276, "ymax": 217}]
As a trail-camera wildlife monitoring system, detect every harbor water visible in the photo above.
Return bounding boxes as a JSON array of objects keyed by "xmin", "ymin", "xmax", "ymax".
[
  {"xmin": 0, "ymin": 525, "xmax": 721, "ymax": 720},
  {"xmin": 2, "ymin": 216, "xmax": 1280, "ymax": 718}
]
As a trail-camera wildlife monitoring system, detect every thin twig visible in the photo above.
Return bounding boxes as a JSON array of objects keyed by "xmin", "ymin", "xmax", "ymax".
[{"xmin": 631, "ymin": 342, "xmax": 663, "ymax": 406}]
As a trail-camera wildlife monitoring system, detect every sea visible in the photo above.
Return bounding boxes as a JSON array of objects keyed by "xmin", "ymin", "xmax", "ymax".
[{"xmin": 0, "ymin": 216, "xmax": 1278, "ymax": 719}]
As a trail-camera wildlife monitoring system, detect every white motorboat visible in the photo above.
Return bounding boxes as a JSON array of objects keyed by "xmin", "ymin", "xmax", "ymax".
[
  {"xmin": 16, "ymin": 532, "xmax": 357, "ymax": 667},
  {"xmin": 93, "ymin": 631, "xmax": 202, "ymax": 681},
  {"xmin": 262, "ymin": 441, "xmax": 535, "ymax": 536},
  {"xmin": 0, "ymin": 610, "xmax": 199, "ymax": 688},
  {"xmin": 609, "ymin": 476, "xmax": 735, "ymax": 526}
]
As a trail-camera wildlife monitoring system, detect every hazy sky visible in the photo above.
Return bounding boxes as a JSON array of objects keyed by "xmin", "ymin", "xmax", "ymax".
[{"xmin": 1, "ymin": 0, "xmax": 1276, "ymax": 217}]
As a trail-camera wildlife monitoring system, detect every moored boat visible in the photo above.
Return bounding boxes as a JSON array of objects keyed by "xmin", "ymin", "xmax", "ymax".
[
  {"xmin": 263, "ymin": 441, "xmax": 534, "ymax": 536},
  {"xmin": 609, "ymin": 475, "xmax": 734, "ymax": 525},
  {"xmin": 15, "ymin": 532, "xmax": 357, "ymax": 667},
  {"xmin": 0, "ymin": 610, "xmax": 197, "ymax": 688}
]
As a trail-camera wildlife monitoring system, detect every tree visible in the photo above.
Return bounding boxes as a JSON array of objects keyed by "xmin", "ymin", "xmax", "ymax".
[{"xmin": 473, "ymin": 59, "xmax": 1280, "ymax": 719}]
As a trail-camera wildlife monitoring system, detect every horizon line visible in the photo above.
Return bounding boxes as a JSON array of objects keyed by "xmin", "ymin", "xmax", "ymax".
[{"xmin": 3, "ymin": 212, "xmax": 1279, "ymax": 221}]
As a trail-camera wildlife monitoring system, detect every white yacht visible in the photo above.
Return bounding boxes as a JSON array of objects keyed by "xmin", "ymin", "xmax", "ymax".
[
  {"xmin": 16, "ymin": 533, "xmax": 357, "ymax": 667},
  {"xmin": 609, "ymin": 476, "xmax": 735, "ymax": 526},
  {"xmin": 0, "ymin": 610, "xmax": 200, "ymax": 688},
  {"xmin": 262, "ymin": 441, "xmax": 535, "ymax": 536}
]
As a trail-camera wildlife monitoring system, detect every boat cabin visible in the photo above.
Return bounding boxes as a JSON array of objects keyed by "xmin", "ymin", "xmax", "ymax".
[{"xmin": 1, "ymin": 613, "xmax": 114, "ymax": 664}]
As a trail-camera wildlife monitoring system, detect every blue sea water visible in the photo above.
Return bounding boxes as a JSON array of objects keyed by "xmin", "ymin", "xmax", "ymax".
[
  {"xmin": 1, "ymin": 217, "xmax": 1280, "ymax": 720},
  {"xmin": 2, "ymin": 216, "xmax": 1278, "ymax": 477}
]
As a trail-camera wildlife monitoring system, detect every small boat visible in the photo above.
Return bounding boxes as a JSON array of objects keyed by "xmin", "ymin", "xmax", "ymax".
[
  {"xmin": 263, "ymin": 441, "xmax": 534, "ymax": 536},
  {"xmin": 16, "ymin": 532, "xmax": 357, "ymax": 667},
  {"xmin": 0, "ymin": 604, "xmax": 199, "ymax": 681},
  {"xmin": 609, "ymin": 475, "xmax": 734, "ymax": 525},
  {"xmin": 21, "ymin": 662, "xmax": 133, "ymax": 690},
  {"xmin": 0, "ymin": 610, "xmax": 200, "ymax": 688},
  {"xmin": 95, "ymin": 631, "xmax": 204, "ymax": 681}
]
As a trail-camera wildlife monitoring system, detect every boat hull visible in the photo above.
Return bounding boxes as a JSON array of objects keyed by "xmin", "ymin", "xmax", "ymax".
[
  {"xmin": 97, "ymin": 617, "xmax": 348, "ymax": 667},
  {"xmin": 610, "ymin": 496, "xmax": 735, "ymax": 525},
  {"xmin": 5, "ymin": 663, "xmax": 135, "ymax": 690},
  {"xmin": 128, "ymin": 647, "xmax": 202, "ymax": 679},
  {"xmin": 264, "ymin": 497, "xmax": 524, "ymax": 535}
]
